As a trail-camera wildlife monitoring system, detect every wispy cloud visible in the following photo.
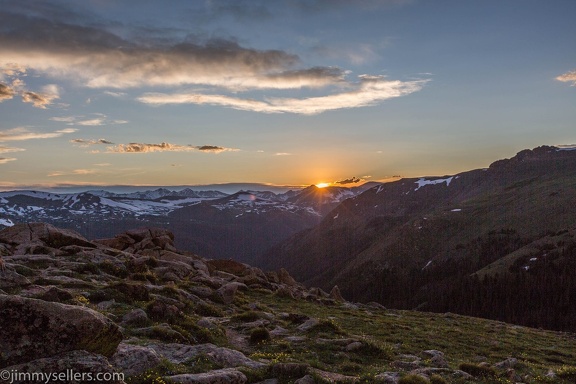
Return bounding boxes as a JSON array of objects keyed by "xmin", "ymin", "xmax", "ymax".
[
  {"xmin": 48, "ymin": 169, "xmax": 97, "ymax": 177},
  {"xmin": 77, "ymin": 118, "xmax": 107, "ymax": 126},
  {"xmin": 0, "ymin": 146, "xmax": 25, "ymax": 154},
  {"xmin": 49, "ymin": 116, "xmax": 76, "ymax": 123},
  {"xmin": 556, "ymin": 70, "xmax": 576, "ymax": 86},
  {"xmin": 334, "ymin": 176, "xmax": 363, "ymax": 185},
  {"xmin": 0, "ymin": 145, "xmax": 24, "ymax": 165},
  {"xmin": 50, "ymin": 114, "xmax": 128, "ymax": 126},
  {"xmin": 0, "ymin": 127, "xmax": 77, "ymax": 142},
  {"xmin": 105, "ymin": 142, "xmax": 238, "ymax": 154},
  {"xmin": 275, "ymin": 152, "xmax": 292, "ymax": 156},
  {"xmin": 70, "ymin": 138, "xmax": 114, "ymax": 147},
  {"xmin": 103, "ymin": 91, "xmax": 127, "ymax": 98},
  {"xmin": 0, "ymin": 157, "xmax": 17, "ymax": 164},
  {"xmin": 139, "ymin": 76, "xmax": 427, "ymax": 114}
]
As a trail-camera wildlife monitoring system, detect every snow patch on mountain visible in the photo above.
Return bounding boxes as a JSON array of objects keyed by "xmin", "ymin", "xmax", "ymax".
[
  {"xmin": 556, "ymin": 145, "xmax": 576, "ymax": 151},
  {"xmin": 414, "ymin": 177, "xmax": 454, "ymax": 191},
  {"xmin": 0, "ymin": 218, "xmax": 14, "ymax": 227}
]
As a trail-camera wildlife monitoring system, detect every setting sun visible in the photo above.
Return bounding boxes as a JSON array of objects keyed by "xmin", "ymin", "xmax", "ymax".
[{"xmin": 315, "ymin": 182, "xmax": 331, "ymax": 188}]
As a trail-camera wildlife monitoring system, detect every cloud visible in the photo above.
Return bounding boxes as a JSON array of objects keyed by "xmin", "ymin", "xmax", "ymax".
[
  {"xmin": 107, "ymin": 142, "xmax": 194, "ymax": 153},
  {"xmin": 0, "ymin": 8, "xmax": 427, "ymax": 114},
  {"xmin": 76, "ymin": 118, "xmax": 107, "ymax": 126},
  {"xmin": 139, "ymin": 76, "xmax": 427, "ymax": 114},
  {"xmin": 49, "ymin": 116, "xmax": 76, "ymax": 123},
  {"xmin": 334, "ymin": 176, "xmax": 363, "ymax": 185},
  {"xmin": 71, "ymin": 138, "xmax": 114, "ymax": 146},
  {"xmin": 202, "ymin": 0, "xmax": 411, "ymax": 19},
  {"xmin": 196, "ymin": 145, "xmax": 237, "ymax": 153},
  {"xmin": 0, "ymin": 144, "xmax": 25, "ymax": 164},
  {"xmin": 1, "ymin": 62, "xmax": 63, "ymax": 109},
  {"xmin": 48, "ymin": 169, "xmax": 97, "ymax": 177},
  {"xmin": 275, "ymin": 152, "xmax": 292, "ymax": 156},
  {"xmin": 1, "ymin": 63, "xmax": 27, "ymax": 77},
  {"xmin": 104, "ymin": 91, "xmax": 127, "ymax": 98},
  {"xmin": 1, "ymin": 73, "xmax": 58, "ymax": 108},
  {"xmin": 0, "ymin": 13, "xmax": 304, "ymax": 91},
  {"xmin": 0, "ymin": 127, "xmax": 77, "ymax": 142},
  {"xmin": 0, "ymin": 83, "xmax": 15, "ymax": 101},
  {"xmin": 105, "ymin": 142, "xmax": 238, "ymax": 154},
  {"xmin": 556, "ymin": 70, "xmax": 576, "ymax": 86},
  {"xmin": 289, "ymin": 0, "xmax": 413, "ymax": 12},
  {"xmin": 0, "ymin": 146, "xmax": 25, "ymax": 154},
  {"xmin": 50, "ymin": 114, "xmax": 128, "ymax": 126},
  {"xmin": 21, "ymin": 91, "xmax": 57, "ymax": 108},
  {"xmin": 0, "ymin": 157, "xmax": 17, "ymax": 164},
  {"xmin": 20, "ymin": 84, "xmax": 60, "ymax": 108}
]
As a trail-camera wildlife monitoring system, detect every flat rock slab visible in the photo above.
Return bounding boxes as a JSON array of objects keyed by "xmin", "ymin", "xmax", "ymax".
[
  {"xmin": 166, "ymin": 368, "xmax": 247, "ymax": 384},
  {"xmin": 148, "ymin": 343, "xmax": 265, "ymax": 369}
]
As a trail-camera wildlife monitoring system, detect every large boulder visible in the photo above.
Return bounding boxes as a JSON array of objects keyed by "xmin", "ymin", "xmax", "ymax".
[
  {"xmin": 94, "ymin": 227, "xmax": 176, "ymax": 254},
  {"xmin": 0, "ymin": 294, "xmax": 122, "ymax": 368},
  {"xmin": 0, "ymin": 223, "xmax": 96, "ymax": 254},
  {"xmin": 110, "ymin": 342, "xmax": 162, "ymax": 377},
  {"xmin": 0, "ymin": 267, "xmax": 31, "ymax": 290}
]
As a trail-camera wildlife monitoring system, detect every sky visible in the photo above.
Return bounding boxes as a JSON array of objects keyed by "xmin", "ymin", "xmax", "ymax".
[{"xmin": 0, "ymin": 0, "xmax": 575, "ymax": 191}]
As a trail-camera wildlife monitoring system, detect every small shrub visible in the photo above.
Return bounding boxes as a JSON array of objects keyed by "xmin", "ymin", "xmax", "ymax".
[
  {"xmin": 399, "ymin": 374, "xmax": 429, "ymax": 384},
  {"xmin": 74, "ymin": 295, "xmax": 90, "ymax": 306},
  {"xmin": 172, "ymin": 314, "xmax": 225, "ymax": 344},
  {"xmin": 458, "ymin": 362, "xmax": 496, "ymax": 378},
  {"xmin": 353, "ymin": 339, "xmax": 394, "ymax": 360},
  {"xmin": 194, "ymin": 301, "xmax": 224, "ymax": 317},
  {"xmin": 125, "ymin": 358, "xmax": 184, "ymax": 384},
  {"xmin": 237, "ymin": 367, "xmax": 269, "ymax": 383},
  {"xmin": 307, "ymin": 318, "xmax": 345, "ymax": 336},
  {"xmin": 160, "ymin": 285, "xmax": 180, "ymax": 297},
  {"xmin": 430, "ymin": 374, "xmax": 448, "ymax": 384},
  {"xmin": 249, "ymin": 327, "xmax": 271, "ymax": 345},
  {"xmin": 13, "ymin": 265, "xmax": 37, "ymax": 277},
  {"xmin": 98, "ymin": 260, "xmax": 128, "ymax": 278},
  {"xmin": 87, "ymin": 290, "xmax": 114, "ymax": 303},
  {"xmin": 341, "ymin": 362, "xmax": 363, "ymax": 374},
  {"xmin": 149, "ymin": 325, "xmax": 189, "ymax": 343},
  {"xmin": 557, "ymin": 365, "xmax": 576, "ymax": 379},
  {"xmin": 131, "ymin": 272, "xmax": 157, "ymax": 283},
  {"xmin": 73, "ymin": 262, "xmax": 100, "ymax": 275},
  {"xmin": 183, "ymin": 354, "xmax": 223, "ymax": 373},
  {"xmin": 126, "ymin": 258, "xmax": 151, "ymax": 274},
  {"xmin": 145, "ymin": 256, "xmax": 159, "ymax": 268},
  {"xmin": 231, "ymin": 310, "xmax": 261, "ymax": 322}
]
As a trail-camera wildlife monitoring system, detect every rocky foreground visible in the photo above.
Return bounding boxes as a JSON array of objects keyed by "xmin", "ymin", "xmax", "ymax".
[{"xmin": 1, "ymin": 223, "xmax": 575, "ymax": 384}]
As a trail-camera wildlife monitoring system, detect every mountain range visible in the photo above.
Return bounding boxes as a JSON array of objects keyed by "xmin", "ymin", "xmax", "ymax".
[
  {"xmin": 0, "ymin": 183, "xmax": 377, "ymax": 265},
  {"xmin": 260, "ymin": 145, "xmax": 576, "ymax": 331},
  {"xmin": 2, "ymin": 145, "xmax": 576, "ymax": 332}
]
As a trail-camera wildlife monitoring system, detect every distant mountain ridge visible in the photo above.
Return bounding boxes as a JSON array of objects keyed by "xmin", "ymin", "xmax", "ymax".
[
  {"xmin": 259, "ymin": 145, "xmax": 576, "ymax": 331},
  {"xmin": 0, "ymin": 183, "xmax": 375, "ymax": 264}
]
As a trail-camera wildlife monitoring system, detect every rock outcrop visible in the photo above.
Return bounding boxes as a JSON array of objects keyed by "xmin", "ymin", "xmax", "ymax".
[
  {"xmin": 0, "ymin": 294, "xmax": 122, "ymax": 368},
  {"xmin": 0, "ymin": 223, "xmax": 571, "ymax": 383},
  {"xmin": 0, "ymin": 222, "xmax": 96, "ymax": 255}
]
